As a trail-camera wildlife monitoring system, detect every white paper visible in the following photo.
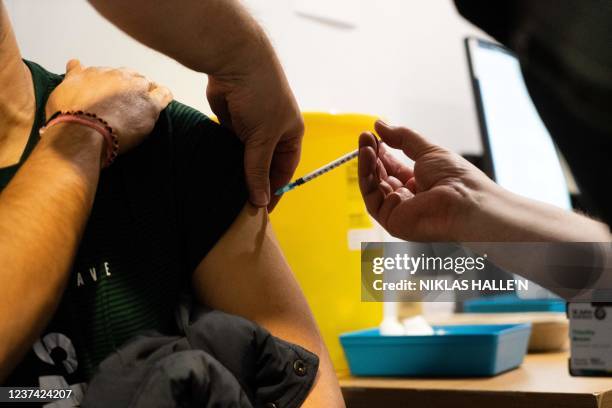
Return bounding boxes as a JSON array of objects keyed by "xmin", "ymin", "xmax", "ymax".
[{"xmin": 403, "ymin": 315, "xmax": 435, "ymax": 336}]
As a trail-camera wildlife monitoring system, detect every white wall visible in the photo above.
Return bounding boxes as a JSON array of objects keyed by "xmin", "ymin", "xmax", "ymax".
[{"xmin": 6, "ymin": 0, "xmax": 489, "ymax": 153}]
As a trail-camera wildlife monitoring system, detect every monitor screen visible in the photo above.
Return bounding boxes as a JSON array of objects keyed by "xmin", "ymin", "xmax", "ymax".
[
  {"xmin": 466, "ymin": 38, "xmax": 570, "ymax": 300},
  {"xmin": 466, "ymin": 38, "xmax": 572, "ymax": 211}
]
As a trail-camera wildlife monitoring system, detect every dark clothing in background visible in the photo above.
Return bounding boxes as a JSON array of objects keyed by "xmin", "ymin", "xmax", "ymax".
[
  {"xmin": 82, "ymin": 299, "xmax": 318, "ymax": 408},
  {"xmin": 455, "ymin": 0, "xmax": 612, "ymax": 225}
]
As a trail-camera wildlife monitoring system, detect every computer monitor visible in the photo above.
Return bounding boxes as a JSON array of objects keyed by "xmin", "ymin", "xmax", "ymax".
[
  {"xmin": 465, "ymin": 37, "xmax": 571, "ymax": 299},
  {"xmin": 465, "ymin": 37, "xmax": 572, "ymax": 211}
]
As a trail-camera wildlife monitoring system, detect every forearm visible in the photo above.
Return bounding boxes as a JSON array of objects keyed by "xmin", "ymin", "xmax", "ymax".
[
  {"xmin": 0, "ymin": 123, "xmax": 102, "ymax": 381},
  {"xmin": 459, "ymin": 184, "xmax": 611, "ymax": 300},
  {"xmin": 88, "ymin": 0, "xmax": 274, "ymax": 76},
  {"xmin": 194, "ymin": 206, "xmax": 345, "ymax": 407},
  {"xmin": 459, "ymin": 183, "xmax": 610, "ymax": 242}
]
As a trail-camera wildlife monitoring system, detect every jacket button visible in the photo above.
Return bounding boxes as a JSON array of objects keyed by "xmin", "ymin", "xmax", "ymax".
[
  {"xmin": 264, "ymin": 404, "xmax": 277, "ymax": 408},
  {"xmin": 293, "ymin": 359, "xmax": 307, "ymax": 376}
]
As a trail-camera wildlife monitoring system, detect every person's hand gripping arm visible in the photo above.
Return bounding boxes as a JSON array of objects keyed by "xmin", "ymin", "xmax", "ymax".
[{"xmin": 0, "ymin": 60, "xmax": 172, "ymax": 381}]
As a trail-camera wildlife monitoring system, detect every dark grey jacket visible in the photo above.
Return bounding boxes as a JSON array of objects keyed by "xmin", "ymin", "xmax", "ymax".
[{"xmin": 82, "ymin": 299, "xmax": 318, "ymax": 408}]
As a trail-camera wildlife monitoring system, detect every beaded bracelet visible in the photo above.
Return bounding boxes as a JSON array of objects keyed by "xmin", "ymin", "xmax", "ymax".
[{"xmin": 40, "ymin": 111, "xmax": 119, "ymax": 168}]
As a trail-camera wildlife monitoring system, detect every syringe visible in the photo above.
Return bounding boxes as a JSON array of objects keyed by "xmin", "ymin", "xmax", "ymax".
[{"xmin": 275, "ymin": 149, "xmax": 359, "ymax": 196}]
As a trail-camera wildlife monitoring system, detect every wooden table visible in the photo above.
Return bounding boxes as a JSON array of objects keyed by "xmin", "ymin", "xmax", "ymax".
[{"xmin": 340, "ymin": 352, "xmax": 612, "ymax": 408}]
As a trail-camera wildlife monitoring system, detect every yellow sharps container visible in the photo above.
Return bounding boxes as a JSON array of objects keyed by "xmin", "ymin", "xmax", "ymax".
[{"xmin": 270, "ymin": 112, "xmax": 382, "ymax": 375}]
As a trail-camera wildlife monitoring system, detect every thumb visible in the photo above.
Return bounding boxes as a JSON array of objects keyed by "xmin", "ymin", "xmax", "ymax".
[
  {"xmin": 375, "ymin": 120, "xmax": 435, "ymax": 161},
  {"xmin": 65, "ymin": 59, "xmax": 83, "ymax": 75},
  {"xmin": 244, "ymin": 136, "xmax": 274, "ymax": 207}
]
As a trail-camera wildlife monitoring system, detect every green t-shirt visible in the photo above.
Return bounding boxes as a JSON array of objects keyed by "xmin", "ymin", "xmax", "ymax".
[{"xmin": 1, "ymin": 61, "xmax": 248, "ymax": 388}]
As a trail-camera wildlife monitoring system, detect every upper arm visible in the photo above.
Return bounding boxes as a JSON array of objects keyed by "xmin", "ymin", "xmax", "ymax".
[
  {"xmin": 192, "ymin": 205, "xmax": 346, "ymax": 407},
  {"xmin": 167, "ymin": 102, "xmax": 343, "ymax": 405},
  {"xmin": 167, "ymin": 101, "xmax": 318, "ymax": 334},
  {"xmin": 192, "ymin": 204, "xmax": 318, "ymax": 339},
  {"xmin": 168, "ymin": 102, "xmax": 248, "ymax": 274}
]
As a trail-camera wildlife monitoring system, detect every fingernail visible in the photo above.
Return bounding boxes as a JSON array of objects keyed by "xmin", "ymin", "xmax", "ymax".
[
  {"xmin": 376, "ymin": 119, "xmax": 390, "ymax": 128},
  {"xmin": 251, "ymin": 191, "xmax": 269, "ymax": 207}
]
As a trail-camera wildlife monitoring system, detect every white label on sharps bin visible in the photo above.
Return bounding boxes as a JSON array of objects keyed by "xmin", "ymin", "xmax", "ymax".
[{"xmin": 569, "ymin": 303, "xmax": 612, "ymax": 372}]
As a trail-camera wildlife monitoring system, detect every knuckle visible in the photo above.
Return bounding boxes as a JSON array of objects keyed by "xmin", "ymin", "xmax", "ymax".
[
  {"xmin": 245, "ymin": 132, "xmax": 272, "ymax": 149},
  {"xmin": 292, "ymin": 115, "xmax": 305, "ymax": 136},
  {"xmin": 246, "ymin": 165, "xmax": 269, "ymax": 181}
]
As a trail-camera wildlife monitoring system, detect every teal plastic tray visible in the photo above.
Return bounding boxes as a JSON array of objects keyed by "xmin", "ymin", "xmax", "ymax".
[
  {"xmin": 463, "ymin": 294, "xmax": 565, "ymax": 313},
  {"xmin": 340, "ymin": 323, "xmax": 531, "ymax": 377}
]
